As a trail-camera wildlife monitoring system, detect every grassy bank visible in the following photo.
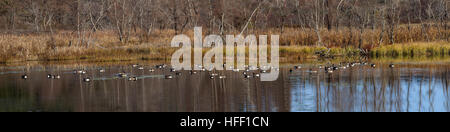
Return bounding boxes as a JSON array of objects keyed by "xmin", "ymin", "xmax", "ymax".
[
  {"xmin": 0, "ymin": 29, "xmax": 449, "ymax": 63},
  {"xmin": 370, "ymin": 42, "xmax": 450, "ymax": 57}
]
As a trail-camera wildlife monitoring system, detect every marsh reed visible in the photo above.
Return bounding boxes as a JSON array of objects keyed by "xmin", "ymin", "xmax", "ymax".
[{"xmin": 0, "ymin": 25, "xmax": 448, "ymax": 63}]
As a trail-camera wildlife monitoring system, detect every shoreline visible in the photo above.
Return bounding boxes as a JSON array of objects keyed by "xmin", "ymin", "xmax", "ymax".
[
  {"xmin": 1, "ymin": 53, "xmax": 449, "ymax": 67},
  {"xmin": 1, "ymin": 41, "xmax": 449, "ymax": 64}
]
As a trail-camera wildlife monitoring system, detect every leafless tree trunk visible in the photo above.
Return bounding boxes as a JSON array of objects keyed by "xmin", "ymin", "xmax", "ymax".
[
  {"xmin": 30, "ymin": 0, "xmax": 41, "ymax": 32},
  {"xmin": 77, "ymin": 0, "xmax": 82, "ymax": 46},
  {"xmin": 313, "ymin": 0, "xmax": 323, "ymax": 47},
  {"xmin": 325, "ymin": 0, "xmax": 331, "ymax": 30},
  {"xmin": 240, "ymin": 2, "xmax": 262, "ymax": 36}
]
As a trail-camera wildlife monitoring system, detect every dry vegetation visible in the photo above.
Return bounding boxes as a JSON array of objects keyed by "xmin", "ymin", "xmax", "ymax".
[
  {"xmin": 0, "ymin": 25, "xmax": 448, "ymax": 63},
  {"xmin": 0, "ymin": 0, "xmax": 449, "ymax": 63},
  {"xmin": 0, "ymin": 30, "xmax": 179, "ymax": 63}
]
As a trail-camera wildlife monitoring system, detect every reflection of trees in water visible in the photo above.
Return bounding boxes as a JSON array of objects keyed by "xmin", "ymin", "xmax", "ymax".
[
  {"xmin": 1, "ymin": 64, "xmax": 448, "ymax": 112},
  {"xmin": 296, "ymin": 64, "xmax": 449, "ymax": 112}
]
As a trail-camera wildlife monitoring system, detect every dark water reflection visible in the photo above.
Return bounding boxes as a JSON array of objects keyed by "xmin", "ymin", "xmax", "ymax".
[{"xmin": 0, "ymin": 62, "xmax": 448, "ymax": 112}]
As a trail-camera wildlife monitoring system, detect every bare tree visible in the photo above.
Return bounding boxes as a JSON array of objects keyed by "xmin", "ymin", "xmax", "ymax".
[{"xmin": 313, "ymin": 0, "xmax": 323, "ymax": 47}]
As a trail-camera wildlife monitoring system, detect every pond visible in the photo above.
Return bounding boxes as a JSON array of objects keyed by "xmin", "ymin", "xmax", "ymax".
[{"xmin": 0, "ymin": 61, "xmax": 448, "ymax": 112}]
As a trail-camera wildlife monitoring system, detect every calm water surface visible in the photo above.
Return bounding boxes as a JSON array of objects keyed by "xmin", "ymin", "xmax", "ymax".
[{"xmin": 0, "ymin": 62, "xmax": 448, "ymax": 112}]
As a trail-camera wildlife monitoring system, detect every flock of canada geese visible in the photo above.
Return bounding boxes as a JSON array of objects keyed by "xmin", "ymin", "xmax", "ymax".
[
  {"xmin": 20, "ymin": 62, "xmax": 395, "ymax": 82},
  {"xmin": 290, "ymin": 62, "xmax": 395, "ymax": 74}
]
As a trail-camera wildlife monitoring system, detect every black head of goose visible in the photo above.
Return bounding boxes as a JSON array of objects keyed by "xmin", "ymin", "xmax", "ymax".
[
  {"xmin": 165, "ymin": 75, "xmax": 173, "ymax": 79},
  {"xmin": 332, "ymin": 66, "xmax": 339, "ymax": 71},
  {"xmin": 244, "ymin": 75, "xmax": 252, "ymax": 79},
  {"xmin": 253, "ymin": 73, "xmax": 261, "ymax": 78},
  {"xmin": 22, "ymin": 75, "xmax": 28, "ymax": 79},
  {"xmin": 117, "ymin": 73, "xmax": 128, "ymax": 78},
  {"xmin": 83, "ymin": 77, "xmax": 91, "ymax": 82},
  {"xmin": 389, "ymin": 64, "xmax": 395, "ymax": 68},
  {"xmin": 189, "ymin": 71, "xmax": 198, "ymax": 75}
]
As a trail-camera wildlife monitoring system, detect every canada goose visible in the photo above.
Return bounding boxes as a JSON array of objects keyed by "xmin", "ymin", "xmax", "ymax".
[
  {"xmin": 289, "ymin": 69, "xmax": 293, "ymax": 73},
  {"xmin": 22, "ymin": 75, "xmax": 28, "ymax": 79},
  {"xmin": 309, "ymin": 69, "xmax": 318, "ymax": 73},
  {"xmin": 47, "ymin": 74, "xmax": 53, "ymax": 78},
  {"xmin": 333, "ymin": 66, "xmax": 339, "ymax": 71},
  {"xmin": 324, "ymin": 67, "xmax": 332, "ymax": 71},
  {"xmin": 244, "ymin": 75, "xmax": 252, "ymax": 79},
  {"xmin": 74, "ymin": 70, "xmax": 87, "ymax": 74},
  {"xmin": 128, "ymin": 77, "xmax": 138, "ymax": 81},
  {"xmin": 165, "ymin": 75, "xmax": 173, "ymax": 79},
  {"xmin": 194, "ymin": 65, "xmax": 203, "ymax": 69},
  {"xmin": 211, "ymin": 73, "xmax": 219, "ymax": 76},
  {"xmin": 371, "ymin": 64, "xmax": 376, "ymax": 68},
  {"xmin": 189, "ymin": 71, "xmax": 198, "ymax": 75},
  {"xmin": 117, "ymin": 73, "xmax": 128, "ymax": 78},
  {"xmin": 175, "ymin": 72, "xmax": 182, "ymax": 76},
  {"xmin": 389, "ymin": 64, "xmax": 395, "ymax": 68},
  {"xmin": 83, "ymin": 78, "xmax": 91, "ymax": 82},
  {"xmin": 156, "ymin": 64, "xmax": 167, "ymax": 69},
  {"xmin": 253, "ymin": 73, "xmax": 261, "ymax": 78},
  {"xmin": 325, "ymin": 66, "xmax": 333, "ymax": 73}
]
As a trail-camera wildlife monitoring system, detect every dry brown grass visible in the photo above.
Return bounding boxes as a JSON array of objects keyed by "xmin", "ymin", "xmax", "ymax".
[
  {"xmin": 370, "ymin": 41, "xmax": 450, "ymax": 57},
  {"xmin": 0, "ymin": 25, "xmax": 448, "ymax": 63},
  {"xmin": 275, "ymin": 26, "xmax": 448, "ymax": 48}
]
